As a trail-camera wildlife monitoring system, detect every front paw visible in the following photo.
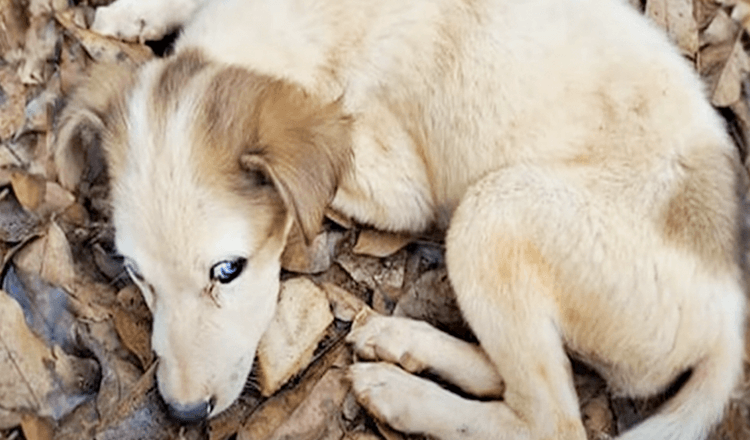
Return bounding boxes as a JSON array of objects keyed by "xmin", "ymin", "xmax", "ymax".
[
  {"xmin": 91, "ymin": 1, "xmax": 169, "ymax": 42},
  {"xmin": 348, "ymin": 362, "xmax": 424, "ymax": 433},
  {"xmin": 346, "ymin": 315, "xmax": 430, "ymax": 373}
]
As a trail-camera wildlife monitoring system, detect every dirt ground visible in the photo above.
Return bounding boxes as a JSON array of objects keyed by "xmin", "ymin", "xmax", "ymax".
[{"xmin": 0, "ymin": 0, "xmax": 749, "ymax": 439}]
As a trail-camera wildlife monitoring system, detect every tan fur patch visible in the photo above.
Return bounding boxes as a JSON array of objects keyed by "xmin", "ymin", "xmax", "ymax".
[
  {"xmin": 192, "ymin": 67, "xmax": 353, "ymax": 242},
  {"xmin": 659, "ymin": 148, "xmax": 742, "ymax": 272},
  {"xmin": 54, "ymin": 62, "xmax": 135, "ymax": 189},
  {"xmin": 152, "ymin": 49, "xmax": 209, "ymax": 120}
]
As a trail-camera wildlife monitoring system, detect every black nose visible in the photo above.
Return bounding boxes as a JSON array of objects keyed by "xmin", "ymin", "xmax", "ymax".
[{"xmin": 165, "ymin": 398, "xmax": 213, "ymax": 424}]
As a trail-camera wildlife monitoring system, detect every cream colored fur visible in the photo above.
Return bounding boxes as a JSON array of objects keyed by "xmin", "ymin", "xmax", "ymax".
[{"xmin": 54, "ymin": 0, "xmax": 746, "ymax": 438}]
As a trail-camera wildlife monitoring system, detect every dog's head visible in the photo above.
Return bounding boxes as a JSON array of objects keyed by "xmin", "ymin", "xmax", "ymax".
[{"xmin": 54, "ymin": 49, "xmax": 351, "ymax": 420}]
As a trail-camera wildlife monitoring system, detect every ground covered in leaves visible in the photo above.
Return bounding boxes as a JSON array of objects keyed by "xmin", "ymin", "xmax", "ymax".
[{"xmin": 0, "ymin": 0, "xmax": 749, "ymax": 439}]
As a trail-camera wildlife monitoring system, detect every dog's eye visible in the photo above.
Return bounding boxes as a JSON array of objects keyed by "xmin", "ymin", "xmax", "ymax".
[
  {"xmin": 210, "ymin": 258, "xmax": 247, "ymax": 284},
  {"xmin": 124, "ymin": 258, "xmax": 145, "ymax": 282}
]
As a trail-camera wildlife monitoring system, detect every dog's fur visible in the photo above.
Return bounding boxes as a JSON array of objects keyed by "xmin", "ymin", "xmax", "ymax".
[{"xmin": 55, "ymin": 0, "xmax": 747, "ymax": 438}]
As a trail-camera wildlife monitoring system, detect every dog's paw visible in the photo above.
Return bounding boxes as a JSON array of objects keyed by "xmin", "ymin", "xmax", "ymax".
[
  {"xmin": 348, "ymin": 362, "xmax": 433, "ymax": 433},
  {"xmin": 346, "ymin": 315, "xmax": 432, "ymax": 373},
  {"xmin": 91, "ymin": 0, "xmax": 172, "ymax": 42}
]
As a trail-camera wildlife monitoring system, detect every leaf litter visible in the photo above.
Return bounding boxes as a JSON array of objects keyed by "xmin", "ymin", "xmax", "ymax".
[{"xmin": 0, "ymin": 1, "xmax": 749, "ymax": 440}]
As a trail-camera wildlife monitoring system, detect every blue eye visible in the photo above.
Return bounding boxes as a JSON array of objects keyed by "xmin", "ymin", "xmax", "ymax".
[{"xmin": 210, "ymin": 258, "xmax": 247, "ymax": 284}]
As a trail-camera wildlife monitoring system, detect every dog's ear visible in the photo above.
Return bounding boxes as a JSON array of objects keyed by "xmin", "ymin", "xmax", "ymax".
[
  {"xmin": 239, "ymin": 83, "xmax": 352, "ymax": 244},
  {"xmin": 52, "ymin": 62, "xmax": 135, "ymax": 191}
]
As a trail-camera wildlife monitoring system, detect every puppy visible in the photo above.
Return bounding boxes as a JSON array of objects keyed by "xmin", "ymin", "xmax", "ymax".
[{"xmin": 55, "ymin": 0, "xmax": 747, "ymax": 438}]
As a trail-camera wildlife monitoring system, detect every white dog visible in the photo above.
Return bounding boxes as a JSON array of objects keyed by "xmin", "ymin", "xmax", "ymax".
[{"xmin": 55, "ymin": 0, "xmax": 747, "ymax": 438}]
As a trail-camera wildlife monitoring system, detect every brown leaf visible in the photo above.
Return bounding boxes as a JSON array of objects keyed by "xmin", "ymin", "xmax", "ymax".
[
  {"xmin": 37, "ymin": 181, "xmax": 75, "ymax": 217},
  {"xmin": 239, "ymin": 342, "xmax": 348, "ymax": 440},
  {"xmin": 257, "ymin": 277, "xmax": 335, "ymax": 396},
  {"xmin": 10, "ymin": 170, "xmax": 46, "ymax": 212},
  {"xmin": 0, "ymin": 289, "xmax": 98, "ymax": 421},
  {"xmin": 0, "ymin": 189, "xmax": 42, "ymax": 243},
  {"xmin": 20, "ymin": 414, "xmax": 53, "ymax": 440},
  {"xmin": 711, "ymin": 33, "xmax": 750, "ymax": 106},
  {"xmin": 646, "ymin": 0, "xmax": 699, "ymax": 57},
  {"xmin": 263, "ymin": 368, "xmax": 349, "ymax": 440},
  {"xmin": 14, "ymin": 221, "xmax": 76, "ymax": 288},
  {"xmin": 0, "ymin": 66, "xmax": 26, "ymax": 141},
  {"xmin": 323, "ymin": 282, "xmax": 369, "ymax": 322},
  {"xmin": 55, "ymin": 9, "xmax": 152, "ymax": 66},
  {"xmin": 113, "ymin": 285, "xmax": 153, "ymax": 369},
  {"xmin": 0, "ymin": 0, "xmax": 29, "ymax": 58},
  {"xmin": 282, "ymin": 226, "xmax": 345, "ymax": 274},
  {"xmin": 18, "ymin": 15, "xmax": 59, "ymax": 85},
  {"xmin": 352, "ymin": 230, "xmax": 412, "ymax": 258}
]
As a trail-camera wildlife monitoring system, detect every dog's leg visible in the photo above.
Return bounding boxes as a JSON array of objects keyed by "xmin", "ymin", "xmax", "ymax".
[
  {"xmin": 91, "ymin": 0, "xmax": 208, "ymax": 42},
  {"xmin": 349, "ymin": 362, "xmax": 516, "ymax": 440},
  {"xmin": 347, "ymin": 314, "xmax": 504, "ymax": 399}
]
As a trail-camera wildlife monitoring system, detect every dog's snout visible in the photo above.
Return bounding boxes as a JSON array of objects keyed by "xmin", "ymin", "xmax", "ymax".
[{"xmin": 165, "ymin": 396, "xmax": 215, "ymax": 424}]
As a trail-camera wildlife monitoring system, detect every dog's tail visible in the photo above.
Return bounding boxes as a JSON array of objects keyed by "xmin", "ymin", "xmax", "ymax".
[{"xmin": 617, "ymin": 297, "xmax": 746, "ymax": 440}]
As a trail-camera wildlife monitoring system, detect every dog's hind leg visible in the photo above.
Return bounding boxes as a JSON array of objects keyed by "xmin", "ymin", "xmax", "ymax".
[
  {"xmin": 347, "ymin": 314, "xmax": 505, "ymax": 399},
  {"xmin": 445, "ymin": 163, "xmax": 745, "ymax": 440}
]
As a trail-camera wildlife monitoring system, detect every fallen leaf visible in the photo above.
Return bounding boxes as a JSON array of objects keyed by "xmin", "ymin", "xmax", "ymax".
[
  {"xmin": 257, "ymin": 277, "xmax": 335, "ymax": 396},
  {"xmin": 0, "ymin": 66, "xmax": 26, "ymax": 141},
  {"xmin": 336, "ymin": 249, "xmax": 406, "ymax": 292},
  {"xmin": 264, "ymin": 368, "xmax": 349, "ymax": 440},
  {"xmin": 323, "ymin": 282, "xmax": 368, "ymax": 322},
  {"xmin": 711, "ymin": 33, "xmax": 750, "ymax": 106},
  {"xmin": 13, "ymin": 221, "xmax": 76, "ymax": 288},
  {"xmin": 0, "ymin": 190, "xmax": 42, "ymax": 243},
  {"xmin": 20, "ymin": 414, "xmax": 53, "ymax": 440},
  {"xmin": 0, "ymin": 289, "xmax": 99, "ymax": 421},
  {"xmin": 113, "ymin": 284, "xmax": 153, "ymax": 369},
  {"xmin": 239, "ymin": 342, "xmax": 348, "ymax": 440},
  {"xmin": 0, "ymin": 0, "xmax": 28, "ymax": 58},
  {"xmin": 282, "ymin": 226, "xmax": 345, "ymax": 274},
  {"xmin": 37, "ymin": 181, "xmax": 75, "ymax": 217},
  {"xmin": 646, "ymin": 0, "xmax": 699, "ymax": 57},
  {"xmin": 55, "ymin": 9, "xmax": 153, "ymax": 66},
  {"xmin": 10, "ymin": 170, "xmax": 46, "ymax": 212},
  {"xmin": 352, "ymin": 230, "xmax": 412, "ymax": 258},
  {"xmin": 18, "ymin": 15, "xmax": 59, "ymax": 85}
]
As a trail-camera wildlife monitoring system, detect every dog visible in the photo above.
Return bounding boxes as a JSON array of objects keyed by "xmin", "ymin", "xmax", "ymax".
[{"xmin": 54, "ymin": 0, "xmax": 747, "ymax": 438}]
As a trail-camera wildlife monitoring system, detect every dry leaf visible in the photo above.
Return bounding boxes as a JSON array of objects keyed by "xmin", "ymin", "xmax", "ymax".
[
  {"xmin": 20, "ymin": 414, "xmax": 53, "ymax": 440},
  {"xmin": 0, "ymin": 0, "xmax": 28, "ymax": 58},
  {"xmin": 711, "ymin": 33, "xmax": 750, "ymax": 106},
  {"xmin": 113, "ymin": 284, "xmax": 153, "ymax": 368},
  {"xmin": 0, "ymin": 289, "xmax": 98, "ymax": 421},
  {"xmin": 323, "ymin": 282, "xmax": 368, "ymax": 322},
  {"xmin": 0, "ymin": 408, "xmax": 22, "ymax": 431},
  {"xmin": 18, "ymin": 15, "xmax": 59, "ymax": 85},
  {"xmin": 257, "ymin": 277, "xmax": 335, "ymax": 396},
  {"xmin": 55, "ymin": 9, "xmax": 153, "ymax": 65},
  {"xmin": 646, "ymin": 0, "xmax": 699, "ymax": 57},
  {"xmin": 263, "ymin": 368, "xmax": 349, "ymax": 440},
  {"xmin": 0, "ymin": 190, "xmax": 42, "ymax": 243},
  {"xmin": 336, "ymin": 250, "xmax": 406, "ymax": 292},
  {"xmin": 281, "ymin": 226, "xmax": 345, "ymax": 274},
  {"xmin": 10, "ymin": 170, "xmax": 46, "ymax": 212},
  {"xmin": 239, "ymin": 343, "xmax": 348, "ymax": 440},
  {"xmin": 37, "ymin": 181, "xmax": 75, "ymax": 217},
  {"xmin": 0, "ymin": 66, "xmax": 26, "ymax": 141},
  {"xmin": 352, "ymin": 230, "xmax": 412, "ymax": 258},
  {"xmin": 13, "ymin": 221, "xmax": 76, "ymax": 288}
]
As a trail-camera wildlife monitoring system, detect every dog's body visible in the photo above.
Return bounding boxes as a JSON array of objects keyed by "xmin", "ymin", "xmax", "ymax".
[{"xmin": 56, "ymin": 0, "xmax": 747, "ymax": 438}]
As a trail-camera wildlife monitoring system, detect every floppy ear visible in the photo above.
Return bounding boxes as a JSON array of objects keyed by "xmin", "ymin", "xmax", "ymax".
[
  {"xmin": 239, "ymin": 84, "xmax": 352, "ymax": 244},
  {"xmin": 52, "ymin": 62, "xmax": 135, "ymax": 191}
]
